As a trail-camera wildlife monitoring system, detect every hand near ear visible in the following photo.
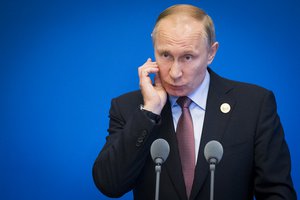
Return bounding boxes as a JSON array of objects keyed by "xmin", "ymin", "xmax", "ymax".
[{"xmin": 138, "ymin": 58, "xmax": 167, "ymax": 115}]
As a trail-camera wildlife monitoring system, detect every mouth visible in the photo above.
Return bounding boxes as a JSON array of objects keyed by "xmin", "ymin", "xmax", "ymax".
[{"xmin": 166, "ymin": 83, "xmax": 185, "ymax": 90}]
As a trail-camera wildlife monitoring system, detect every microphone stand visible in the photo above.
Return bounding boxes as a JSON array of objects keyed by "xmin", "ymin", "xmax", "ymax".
[
  {"xmin": 209, "ymin": 158, "xmax": 217, "ymax": 200},
  {"xmin": 154, "ymin": 158, "xmax": 163, "ymax": 200}
]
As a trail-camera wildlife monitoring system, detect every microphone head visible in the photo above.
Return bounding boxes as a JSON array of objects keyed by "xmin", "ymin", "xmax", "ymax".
[
  {"xmin": 150, "ymin": 138, "xmax": 170, "ymax": 165},
  {"xmin": 204, "ymin": 140, "xmax": 223, "ymax": 164}
]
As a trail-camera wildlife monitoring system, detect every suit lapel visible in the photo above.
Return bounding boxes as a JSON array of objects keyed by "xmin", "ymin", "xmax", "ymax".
[
  {"xmin": 160, "ymin": 101, "xmax": 188, "ymax": 200},
  {"xmin": 190, "ymin": 69, "xmax": 236, "ymax": 199}
]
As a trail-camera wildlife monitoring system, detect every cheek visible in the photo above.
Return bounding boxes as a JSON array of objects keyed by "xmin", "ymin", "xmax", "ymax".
[
  {"xmin": 157, "ymin": 61, "xmax": 170, "ymax": 75},
  {"xmin": 183, "ymin": 62, "xmax": 206, "ymax": 79},
  {"xmin": 158, "ymin": 65, "xmax": 169, "ymax": 78}
]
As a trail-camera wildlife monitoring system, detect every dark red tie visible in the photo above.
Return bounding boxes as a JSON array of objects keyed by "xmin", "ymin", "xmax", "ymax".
[{"xmin": 176, "ymin": 96, "xmax": 195, "ymax": 199}]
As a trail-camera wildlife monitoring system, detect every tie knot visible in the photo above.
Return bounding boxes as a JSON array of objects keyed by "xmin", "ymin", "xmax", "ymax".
[{"xmin": 177, "ymin": 96, "xmax": 192, "ymax": 109}]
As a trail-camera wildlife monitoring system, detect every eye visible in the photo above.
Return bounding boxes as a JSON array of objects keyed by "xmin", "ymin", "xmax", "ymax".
[
  {"xmin": 185, "ymin": 55, "xmax": 192, "ymax": 60},
  {"xmin": 162, "ymin": 52, "xmax": 169, "ymax": 58},
  {"xmin": 184, "ymin": 55, "xmax": 193, "ymax": 61}
]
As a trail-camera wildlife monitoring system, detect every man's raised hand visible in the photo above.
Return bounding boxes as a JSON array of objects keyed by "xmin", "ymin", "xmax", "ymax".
[{"xmin": 138, "ymin": 58, "xmax": 167, "ymax": 115}]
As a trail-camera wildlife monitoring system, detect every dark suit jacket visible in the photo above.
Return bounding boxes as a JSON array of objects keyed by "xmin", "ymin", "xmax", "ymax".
[{"xmin": 93, "ymin": 69, "xmax": 296, "ymax": 200}]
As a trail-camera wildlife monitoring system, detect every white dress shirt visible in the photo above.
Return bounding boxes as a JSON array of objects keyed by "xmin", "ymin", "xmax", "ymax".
[{"xmin": 169, "ymin": 70, "xmax": 210, "ymax": 163}]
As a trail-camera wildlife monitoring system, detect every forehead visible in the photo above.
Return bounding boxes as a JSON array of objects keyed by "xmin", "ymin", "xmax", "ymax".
[{"xmin": 154, "ymin": 15, "xmax": 208, "ymax": 52}]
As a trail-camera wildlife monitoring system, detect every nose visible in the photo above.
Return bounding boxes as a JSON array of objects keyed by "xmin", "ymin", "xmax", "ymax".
[{"xmin": 169, "ymin": 61, "xmax": 182, "ymax": 80}]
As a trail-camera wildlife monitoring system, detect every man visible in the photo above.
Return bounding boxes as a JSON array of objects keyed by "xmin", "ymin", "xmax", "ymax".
[{"xmin": 93, "ymin": 4, "xmax": 296, "ymax": 200}]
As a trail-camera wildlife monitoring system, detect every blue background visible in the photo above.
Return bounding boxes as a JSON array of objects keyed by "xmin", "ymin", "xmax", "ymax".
[{"xmin": 1, "ymin": 0, "xmax": 299, "ymax": 199}]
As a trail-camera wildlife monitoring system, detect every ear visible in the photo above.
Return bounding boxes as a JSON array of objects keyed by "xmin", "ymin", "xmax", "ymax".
[{"xmin": 207, "ymin": 42, "xmax": 219, "ymax": 65}]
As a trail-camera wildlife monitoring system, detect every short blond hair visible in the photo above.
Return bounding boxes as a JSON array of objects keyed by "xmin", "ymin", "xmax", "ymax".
[{"xmin": 152, "ymin": 4, "xmax": 216, "ymax": 46}]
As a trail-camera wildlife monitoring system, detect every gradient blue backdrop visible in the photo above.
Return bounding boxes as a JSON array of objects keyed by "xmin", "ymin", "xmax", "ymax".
[{"xmin": 1, "ymin": 0, "xmax": 299, "ymax": 199}]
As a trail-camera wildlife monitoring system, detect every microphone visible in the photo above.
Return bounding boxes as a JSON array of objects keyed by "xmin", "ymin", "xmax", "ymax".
[
  {"xmin": 150, "ymin": 138, "xmax": 170, "ymax": 200},
  {"xmin": 204, "ymin": 140, "xmax": 223, "ymax": 200},
  {"xmin": 204, "ymin": 140, "xmax": 223, "ymax": 165},
  {"xmin": 151, "ymin": 138, "xmax": 170, "ymax": 164}
]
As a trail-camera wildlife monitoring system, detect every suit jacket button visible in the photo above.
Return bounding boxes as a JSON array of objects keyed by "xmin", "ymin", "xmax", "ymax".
[
  {"xmin": 136, "ymin": 142, "xmax": 141, "ymax": 147},
  {"xmin": 142, "ymin": 130, "xmax": 147, "ymax": 137},
  {"xmin": 137, "ymin": 137, "xmax": 144, "ymax": 143}
]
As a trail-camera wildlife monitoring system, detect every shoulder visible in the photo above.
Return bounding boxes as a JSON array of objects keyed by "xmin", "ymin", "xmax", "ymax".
[
  {"xmin": 209, "ymin": 68, "xmax": 273, "ymax": 98},
  {"xmin": 106, "ymin": 90, "xmax": 144, "ymax": 122},
  {"xmin": 109, "ymin": 90, "xmax": 144, "ymax": 115},
  {"xmin": 229, "ymin": 78, "xmax": 272, "ymax": 98},
  {"xmin": 112, "ymin": 90, "xmax": 143, "ymax": 104}
]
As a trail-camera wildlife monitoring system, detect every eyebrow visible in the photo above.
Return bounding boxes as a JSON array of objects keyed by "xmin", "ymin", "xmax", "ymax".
[
  {"xmin": 182, "ymin": 50, "xmax": 196, "ymax": 54},
  {"xmin": 156, "ymin": 48, "xmax": 196, "ymax": 55}
]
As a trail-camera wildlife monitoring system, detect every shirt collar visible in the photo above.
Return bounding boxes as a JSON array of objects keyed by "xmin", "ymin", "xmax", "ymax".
[{"xmin": 169, "ymin": 69, "xmax": 210, "ymax": 111}]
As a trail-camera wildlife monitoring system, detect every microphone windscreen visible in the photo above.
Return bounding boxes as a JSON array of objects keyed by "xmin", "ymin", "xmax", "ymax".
[
  {"xmin": 150, "ymin": 138, "xmax": 170, "ymax": 163},
  {"xmin": 204, "ymin": 140, "xmax": 223, "ymax": 164}
]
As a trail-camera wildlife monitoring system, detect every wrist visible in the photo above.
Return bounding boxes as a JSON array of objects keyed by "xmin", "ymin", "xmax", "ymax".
[
  {"xmin": 142, "ymin": 104, "xmax": 162, "ymax": 115},
  {"xmin": 140, "ymin": 104, "xmax": 161, "ymax": 124}
]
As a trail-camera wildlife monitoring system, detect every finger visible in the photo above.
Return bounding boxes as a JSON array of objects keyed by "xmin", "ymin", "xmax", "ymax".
[
  {"xmin": 141, "ymin": 67, "xmax": 159, "ymax": 78},
  {"xmin": 138, "ymin": 59, "xmax": 158, "ymax": 77}
]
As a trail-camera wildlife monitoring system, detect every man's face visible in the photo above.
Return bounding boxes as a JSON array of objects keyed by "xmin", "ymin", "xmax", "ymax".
[{"xmin": 153, "ymin": 15, "xmax": 218, "ymax": 97}]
